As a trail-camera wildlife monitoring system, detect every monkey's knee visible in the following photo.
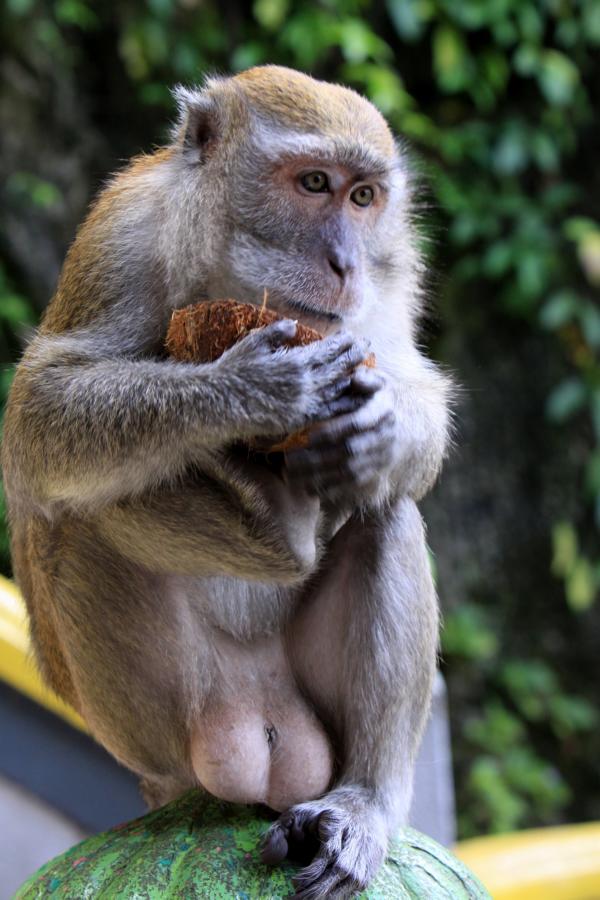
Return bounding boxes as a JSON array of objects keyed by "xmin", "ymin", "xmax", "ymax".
[
  {"xmin": 190, "ymin": 705, "xmax": 333, "ymax": 812},
  {"xmin": 365, "ymin": 492, "xmax": 424, "ymax": 538}
]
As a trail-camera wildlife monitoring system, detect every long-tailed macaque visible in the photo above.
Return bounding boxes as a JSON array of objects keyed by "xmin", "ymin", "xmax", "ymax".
[{"xmin": 2, "ymin": 66, "xmax": 451, "ymax": 898}]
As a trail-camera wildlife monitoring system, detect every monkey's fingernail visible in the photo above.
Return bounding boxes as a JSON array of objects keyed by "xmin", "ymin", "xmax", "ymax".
[{"xmin": 261, "ymin": 830, "xmax": 289, "ymax": 865}]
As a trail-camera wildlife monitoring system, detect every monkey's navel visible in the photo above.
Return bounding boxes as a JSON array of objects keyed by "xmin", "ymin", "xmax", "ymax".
[{"xmin": 264, "ymin": 722, "xmax": 278, "ymax": 750}]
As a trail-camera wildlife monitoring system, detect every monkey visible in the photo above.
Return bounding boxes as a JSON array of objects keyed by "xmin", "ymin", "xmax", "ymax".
[{"xmin": 2, "ymin": 66, "xmax": 451, "ymax": 898}]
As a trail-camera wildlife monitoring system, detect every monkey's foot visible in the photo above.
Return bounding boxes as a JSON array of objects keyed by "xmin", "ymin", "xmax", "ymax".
[{"xmin": 261, "ymin": 787, "xmax": 388, "ymax": 899}]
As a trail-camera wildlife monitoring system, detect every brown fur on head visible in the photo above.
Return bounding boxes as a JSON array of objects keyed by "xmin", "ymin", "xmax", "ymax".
[
  {"xmin": 234, "ymin": 66, "xmax": 396, "ymax": 158},
  {"xmin": 173, "ymin": 66, "xmax": 395, "ymax": 160}
]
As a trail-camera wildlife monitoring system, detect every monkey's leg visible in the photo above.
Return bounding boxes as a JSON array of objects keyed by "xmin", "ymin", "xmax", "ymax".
[
  {"xmin": 263, "ymin": 495, "xmax": 438, "ymax": 899},
  {"xmin": 39, "ymin": 518, "xmax": 203, "ymax": 793}
]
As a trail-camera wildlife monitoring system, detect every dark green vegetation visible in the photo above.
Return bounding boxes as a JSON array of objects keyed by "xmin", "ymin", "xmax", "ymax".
[{"xmin": 1, "ymin": 0, "xmax": 599, "ymax": 838}]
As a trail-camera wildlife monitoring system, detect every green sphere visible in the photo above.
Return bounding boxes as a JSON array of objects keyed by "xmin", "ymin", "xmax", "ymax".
[{"xmin": 16, "ymin": 791, "xmax": 491, "ymax": 898}]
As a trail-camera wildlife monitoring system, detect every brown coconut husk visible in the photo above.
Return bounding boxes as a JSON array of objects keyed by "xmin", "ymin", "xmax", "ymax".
[{"xmin": 165, "ymin": 299, "xmax": 374, "ymax": 451}]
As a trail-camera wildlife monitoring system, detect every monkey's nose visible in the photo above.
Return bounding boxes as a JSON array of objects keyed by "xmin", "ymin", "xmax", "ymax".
[{"xmin": 327, "ymin": 253, "xmax": 353, "ymax": 281}]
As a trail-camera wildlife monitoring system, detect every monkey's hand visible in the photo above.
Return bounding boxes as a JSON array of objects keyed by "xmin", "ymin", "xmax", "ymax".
[
  {"xmin": 216, "ymin": 320, "xmax": 369, "ymax": 439},
  {"xmin": 284, "ymin": 366, "xmax": 400, "ymax": 505}
]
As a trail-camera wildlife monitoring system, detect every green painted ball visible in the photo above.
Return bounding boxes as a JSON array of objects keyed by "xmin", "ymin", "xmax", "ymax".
[{"xmin": 16, "ymin": 791, "xmax": 491, "ymax": 898}]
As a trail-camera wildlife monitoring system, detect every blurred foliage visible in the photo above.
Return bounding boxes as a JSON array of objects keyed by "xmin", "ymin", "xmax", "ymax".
[
  {"xmin": 443, "ymin": 604, "xmax": 598, "ymax": 835},
  {"xmin": 1, "ymin": 0, "xmax": 599, "ymax": 837}
]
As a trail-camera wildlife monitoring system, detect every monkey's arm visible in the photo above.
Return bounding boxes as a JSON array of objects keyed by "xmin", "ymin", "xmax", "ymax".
[
  {"xmin": 285, "ymin": 344, "xmax": 451, "ymax": 505},
  {"xmin": 2, "ymin": 322, "xmax": 364, "ymax": 514},
  {"xmin": 372, "ymin": 348, "xmax": 452, "ymax": 500}
]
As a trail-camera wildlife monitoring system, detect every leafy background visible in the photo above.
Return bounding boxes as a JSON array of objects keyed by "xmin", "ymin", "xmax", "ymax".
[{"xmin": 1, "ymin": 0, "xmax": 599, "ymax": 838}]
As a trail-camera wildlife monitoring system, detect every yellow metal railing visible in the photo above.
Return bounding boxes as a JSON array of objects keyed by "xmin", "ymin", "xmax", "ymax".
[
  {"xmin": 0, "ymin": 573, "xmax": 85, "ymax": 732},
  {"xmin": 455, "ymin": 822, "xmax": 600, "ymax": 900}
]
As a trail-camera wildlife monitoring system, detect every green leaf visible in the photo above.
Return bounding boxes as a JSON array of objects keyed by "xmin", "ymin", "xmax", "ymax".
[
  {"xmin": 583, "ymin": 0, "xmax": 600, "ymax": 44},
  {"xmin": 516, "ymin": 250, "xmax": 547, "ymax": 299},
  {"xmin": 493, "ymin": 19, "xmax": 517, "ymax": 47},
  {"xmin": 501, "ymin": 659, "xmax": 558, "ymax": 721},
  {"xmin": 480, "ymin": 49, "xmax": 509, "ymax": 96},
  {"xmin": 54, "ymin": 0, "xmax": 99, "ymax": 29},
  {"xmin": 513, "ymin": 43, "xmax": 540, "ymax": 76},
  {"xmin": 450, "ymin": 215, "xmax": 478, "ymax": 245},
  {"xmin": 591, "ymin": 390, "xmax": 600, "ymax": 442},
  {"xmin": 566, "ymin": 557, "xmax": 597, "ymax": 611},
  {"xmin": 551, "ymin": 521, "xmax": 578, "ymax": 578},
  {"xmin": 7, "ymin": 0, "xmax": 35, "ymax": 13},
  {"xmin": 338, "ymin": 19, "xmax": 391, "ymax": 65},
  {"xmin": 0, "ymin": 294, "xmax": 36, "ymax": 326},
  {"xmin": 465, "ymin": 703, "xmax": 524, "ymax": 753},
  {"xmin": 139, "ymin": 83, "xmax": 171, "ymax": 106},
  {"xmin": 433, "ymin": 24, "xmax": 469, "ymax": 92},
  {"xmin": 343, "ymin": 64, "xmax": 410, "ymax": 115},
  {"xmin": 555, "ymin": 19, "xmax": 580, "ymax": 48},
  {"xmin": 34, "ymin": 17, "xmax": 64, "ymax": 51},
  {"xmin": 579, "ymin": 304, "xmax": 600, "ymax": 348},
  {"xmin": 0, "ymin": 367, "xmax": 16, "ymax": 401},
  {"xmin": 171, "ymin": 43, "xmax": 201, "ymax": 78},
  {"xmin": 492, "ymin": 127, "xmax": 529, "ymax": 175},
  {"xmin": 585, "ymin": 450, "xmax": 600, "ymax": 497},
  {"xmin": 531, "ymin": 131, "xmax": 559, "ymax": 172},
  {"xmin": 230, "ymin": 43, "xmax": 267, "ymax": 72},
  {"xmin": 539, "ymin": 291, "xmax": 578, "ymax": 330},
  {"xmin": 469, "ymin": 757, "xmax": 527, "ymax": 833},
  {"xmin": 542, "ymin": 183, "xmax": 580, "ymax": 212},
  {"xmin": 501, "ymin": 659, "xmax": 558, "ymax": 698},
  {"xmin": 516, "ymin": 5, "xmax": 543, "ymax": 42},
  {"xmin": 548, "ymin": 695, "xmax": 598, "ymax": 738},
  {"xmin": 146, "ymin": 0, "xmax": 174, "ymax": 16},
  {"xmin": 7, "ymin": 173, "xmax": 62, "ymax": 209},
  {"xmin": 482, "ymin": 241, "xmax": 513, "ymax": 278},
  {"xmin": 564, "ymin": 217, "xmax": 599, "ymax": 241},
  {"xmin": 537, "ymin": 50, "xmax": 580, "ymax": 106},
  {"xmin": 441, "ymin": 604, "xmax": 498, "ymax": 661},
  {"xmin": 503, "ymin": 747, "xmax": 570, "ymax": 812},
  {"xmin": 545, "ymin": 377, "xmax": 586, "ymax": 423},
  {"xmin": 253, "ymin": 0, "xmax": 289, "ymax": 31},
  {"xmin": 385, "ymin": 0, "xmax": 429, "ymax": 41},
  {"xmin": 280, "ymin": 11, "xmax": 339, "ymax": 68},
  {"xmin": 119, "ymin": 30, "xmax": 149, "ymax": 80},
  {"xmin": 139, "ymin": 19, "xmax": 169, "ymax": 65},
  {"xmin": 577, "ymin": 232, "xmax": 600, "ymax": 287}
]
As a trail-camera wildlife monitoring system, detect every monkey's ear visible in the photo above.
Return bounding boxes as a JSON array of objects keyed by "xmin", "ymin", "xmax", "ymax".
[{"xmin": 171, "ymin": 85, "xmax": 220, "ymax": 164}]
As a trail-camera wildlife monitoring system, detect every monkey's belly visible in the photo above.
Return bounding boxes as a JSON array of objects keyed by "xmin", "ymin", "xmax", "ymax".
[{"xmin": 189, "ymin": 632, "xmax": 334, "ymax": 811}]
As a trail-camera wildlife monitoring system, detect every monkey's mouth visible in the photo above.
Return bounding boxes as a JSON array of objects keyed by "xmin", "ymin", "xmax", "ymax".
[{"xmin": 280, "ymin": 297, "xmax": 342, "ymax": 323}]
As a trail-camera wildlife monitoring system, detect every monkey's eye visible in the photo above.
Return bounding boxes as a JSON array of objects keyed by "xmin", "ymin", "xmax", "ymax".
[
  {"xmin": 350, "ymin": 186, "xmax": 374, "ymax": 207},
  {"xmin": 301, "ymin": 171, "xmax": 329, "ymax": 193}
]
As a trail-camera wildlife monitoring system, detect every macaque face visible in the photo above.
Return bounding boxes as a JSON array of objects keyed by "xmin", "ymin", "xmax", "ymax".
[{"xmin": 221, "ymin": 143, "xmax": 397, "ymax": 331}]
